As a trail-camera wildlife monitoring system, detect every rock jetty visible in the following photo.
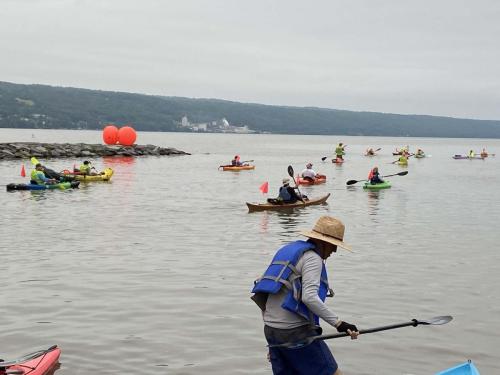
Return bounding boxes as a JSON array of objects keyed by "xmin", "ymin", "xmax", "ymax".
[{"xmin": 0, "ymin": 142, "xmax": 189, "ymax": 160}]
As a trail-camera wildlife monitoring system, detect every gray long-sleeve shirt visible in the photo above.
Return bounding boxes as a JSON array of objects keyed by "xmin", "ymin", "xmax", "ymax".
[{"xmin": 263, "ymin": 250, "xmax": 339, "ymax": 329}]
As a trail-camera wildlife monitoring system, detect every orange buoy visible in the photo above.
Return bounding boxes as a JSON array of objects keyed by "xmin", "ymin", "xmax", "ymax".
[
  {"xmin": 103, "ymin": 125, "xmax": 119, "ymax": 145},
  {"xmin": 117, "ymin": 126, "xmax": 137, "ymax": 146}
]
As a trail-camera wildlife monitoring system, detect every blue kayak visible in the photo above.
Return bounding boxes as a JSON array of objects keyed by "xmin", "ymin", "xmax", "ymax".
[
  {"xmin": 436, "ymin": 361, "xmax": 480, "ymax": 374},
  {"xmin": 6, "ymin": 181, "xmax": 80, "ymax": 191}
]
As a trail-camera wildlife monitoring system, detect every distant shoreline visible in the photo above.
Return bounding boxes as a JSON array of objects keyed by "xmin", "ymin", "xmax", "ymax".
[{"xmin": 2, "ymin": 127, "xmax": 500, "ymax": 141}]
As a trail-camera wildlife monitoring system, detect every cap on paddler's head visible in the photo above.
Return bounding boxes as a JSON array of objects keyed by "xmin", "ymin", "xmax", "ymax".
[
  {"xmin": 35, "ymin": 163, "xmax": 42, "ymax": 168},
  {"xmin": 282, "ymin": 178, "xmax": 290, "ymax": 185},
  {"xmin": 83, "ymin": 160, "xmax": 90, "ymax": 165},
  {"xmin": 300, "ymin": 216, "xmax": 352, "ymax": 251}
]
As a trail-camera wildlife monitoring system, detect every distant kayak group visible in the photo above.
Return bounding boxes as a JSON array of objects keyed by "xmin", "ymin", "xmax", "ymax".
[
  {"xmin": 6, "ymin": 157, "xmax": 114, "ymax": 192},
  {"xmin": 220, "ymin": 143, "xmax": 495, "ymax": 213}
]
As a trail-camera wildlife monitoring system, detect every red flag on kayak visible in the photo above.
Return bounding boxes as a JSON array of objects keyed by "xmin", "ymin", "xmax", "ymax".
[
  {"xmin": 21, "ymin": 164, "xmax": 26, "ymax": 177},
  {"xmin": 259, "ymin": 181, "xmax": 269, "ymax": 194}
]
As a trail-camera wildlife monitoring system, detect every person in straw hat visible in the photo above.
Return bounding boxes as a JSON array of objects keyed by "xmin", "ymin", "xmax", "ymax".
[{"xmin": 251, "ymin": 216, "xmax": 359, "ymax": 375}]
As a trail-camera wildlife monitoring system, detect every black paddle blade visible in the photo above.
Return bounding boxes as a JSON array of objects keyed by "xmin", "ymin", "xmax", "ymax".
[
  {"xmin": 417, "ymin": 315, "xmax": 453, "ymax": 325},
  {"xmin": 346, "ymin": 179, "xmax": 359, "ymax": 185},
  {"xmin": 287, "ymin": 165, "xmax": 294, "ymax": 178},
  {"xmin": 321, "ymin": 156, "xmax": 327, "ymax": 161},
  {"xmin": 398, "ymin": 171, "xmax": 409, "ymax": 176}
]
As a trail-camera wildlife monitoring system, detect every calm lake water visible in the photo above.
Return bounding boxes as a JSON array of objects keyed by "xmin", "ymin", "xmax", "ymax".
[{"xmin": 1, "ymin": 129, "xmax": 499, "ymax": 374}]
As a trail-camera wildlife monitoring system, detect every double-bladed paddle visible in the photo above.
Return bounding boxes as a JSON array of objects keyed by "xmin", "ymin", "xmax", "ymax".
[
  {"xmin": 269, "ymin": 315, "xmax": 453, "ymax": 349},
  {"xmin": 346, "ymin": 171, "xmax": 408, "ymax": 185},
  {"xmin": 365, "ymin": 147, "xmax": 382, "ymax": 156}
]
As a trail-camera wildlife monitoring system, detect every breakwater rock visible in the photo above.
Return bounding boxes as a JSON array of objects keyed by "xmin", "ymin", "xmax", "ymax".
[{"xmin": 0, "ymin": 142, "xmax": 190, "ymax": 160}]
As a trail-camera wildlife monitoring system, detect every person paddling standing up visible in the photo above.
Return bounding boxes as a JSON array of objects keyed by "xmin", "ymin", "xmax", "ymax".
[
  {"xmin": 251, "ymin": 216, "xmax": 359, "ymax": 375},
  {"xmin": 335, "ymin": 143, "xmax": 346, "ymax": 161}
]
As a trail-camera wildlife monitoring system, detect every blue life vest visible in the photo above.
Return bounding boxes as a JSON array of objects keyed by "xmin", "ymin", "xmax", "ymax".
[
  {"xmin": 252, "ymin": 240, "xmax": 330, "ymax": 325},
  {"xmin": 279, "ymin": 186, "xmax": 292, "ymax": 201}
]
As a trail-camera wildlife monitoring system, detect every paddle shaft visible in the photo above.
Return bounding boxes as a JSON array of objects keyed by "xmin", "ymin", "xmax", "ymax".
[
  {"xmin": 347, "ymin": 171, "xmax": 407, "ymax": 185},
  {"xmin": 287, "ymin": 166, "xmax": 305, "ymax": 204},
  {"xmin": 314, "ymin": 320, "xmax": 418, "ymax": 342}
]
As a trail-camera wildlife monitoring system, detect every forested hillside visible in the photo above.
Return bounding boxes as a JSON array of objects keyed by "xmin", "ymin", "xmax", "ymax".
[{"xmin": 1, "ymin": 81, "xmax": 500, "ymax": 138}]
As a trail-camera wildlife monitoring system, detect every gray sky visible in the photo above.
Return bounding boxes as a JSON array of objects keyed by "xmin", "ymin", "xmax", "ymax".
[{"xmin": 1, "ymin": 0, "xmax": 499, "ymax": 120}]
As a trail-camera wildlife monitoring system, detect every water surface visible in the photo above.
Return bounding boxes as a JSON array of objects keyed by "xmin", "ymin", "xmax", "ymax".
[{"xmin": 1, "ymin": 129, "xmax": 499, "ymax": 374}]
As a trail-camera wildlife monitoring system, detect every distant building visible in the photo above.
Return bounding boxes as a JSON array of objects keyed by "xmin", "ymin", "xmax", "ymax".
[
  {"xmin": 178, "ymin": 116, "xmax": 254, "ymax": 134},
  {"xmin": 181, "ymin": 116, "xmax": 190, "ymax": 127}
]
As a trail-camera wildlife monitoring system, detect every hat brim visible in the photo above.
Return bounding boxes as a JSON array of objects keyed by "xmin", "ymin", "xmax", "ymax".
[{"xmin": 299, "ymin": 230, "xmax": 352, "ymax": 251}]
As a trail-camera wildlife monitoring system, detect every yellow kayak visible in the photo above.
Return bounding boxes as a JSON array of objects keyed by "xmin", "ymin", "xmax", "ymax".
[
  {"xmin": 221, "ymin": 165, "xmax": 255, "ymax": 171},
  {"xmin": 64, "ymin": 168, "xmax": 114, "ymax": 181}
]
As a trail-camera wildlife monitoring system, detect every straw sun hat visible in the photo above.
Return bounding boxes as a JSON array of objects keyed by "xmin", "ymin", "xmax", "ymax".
[{"xmin": 300, "ymin": 216, "xmax": 352, "ymax": 251}]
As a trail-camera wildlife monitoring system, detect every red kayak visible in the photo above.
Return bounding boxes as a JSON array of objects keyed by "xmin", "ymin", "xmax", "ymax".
[
  {"xmin": 0, "ymin": 345, "xmax": 60, "ymax": 375},
  {"xmin": 332, "ymin": 158, "xmax": 344, "ymax": 164},
  {"xmin": 297, "ymin": 175, "xmax": 327, "ymax": 185}
]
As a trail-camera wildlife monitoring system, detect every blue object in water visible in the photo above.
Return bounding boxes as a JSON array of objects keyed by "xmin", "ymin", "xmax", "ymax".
[{"xmin": 435, "ymin": 360, "xmax": 480, "ymax": 375}]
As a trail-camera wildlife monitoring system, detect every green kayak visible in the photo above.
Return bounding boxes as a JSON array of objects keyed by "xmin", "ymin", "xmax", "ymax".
[{"xmin": 363, "ymin": 181, "xmax": 391, "ymax": 190}]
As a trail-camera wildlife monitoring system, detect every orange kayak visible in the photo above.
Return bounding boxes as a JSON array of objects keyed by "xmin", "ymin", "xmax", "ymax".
[{"xmin": 297, "ymin": 175, "xmax": 327, "ymax": 185}]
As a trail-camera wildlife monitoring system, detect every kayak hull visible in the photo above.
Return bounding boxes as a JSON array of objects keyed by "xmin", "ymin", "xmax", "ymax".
[
  {"xmin": 1, "ymin": 346, "xmax": 60, "ymax": 375},
  {"xmin": 363, "ymin": 181, "xmax": 391, "ymax": 190},
  {"xmin": 63, "ymin": 167, "xmax": 114, "ymax": 181},
  {"xmin": 297, "ymin": 175, "xmax": 326, "ymax": 185},
  {"xmin": 435, "ymin": 360, "xmax": 480, "ymax": 374},
  {"xmin": 222, "ymin": 165, "xmax": 255, "ymax": 171},
  {"xmin": 247, "ymin": 193, "xmax": 330, "ymax": 212},
  {"xmin": 452, "ymin": 155, "xmax": 485, "ymax": 160},
  {"xmin": 6, "ymin": 181, "xmax": 80, "ymax": 191},
  {"xmin": 332, "ymin": 159, "xmax": 344, "ymax": 164}
]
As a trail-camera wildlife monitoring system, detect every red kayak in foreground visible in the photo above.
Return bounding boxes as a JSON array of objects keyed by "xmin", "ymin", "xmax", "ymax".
[{"xmin": 0, "ymin": 345, "xmax": 60, "ymax": 375}]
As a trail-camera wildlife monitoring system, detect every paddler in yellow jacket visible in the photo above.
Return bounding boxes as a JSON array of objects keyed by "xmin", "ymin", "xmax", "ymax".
[
  {"xmin": 30, "ymin": 164, "xmax": 57, "ymax": 185},
  {"xmin": 79, "ymin": 160, "xmax": 98, "ymax": 175},
  {"xmin": 334, "ymin": 143, "xmax": 346, "ymax": 161}
]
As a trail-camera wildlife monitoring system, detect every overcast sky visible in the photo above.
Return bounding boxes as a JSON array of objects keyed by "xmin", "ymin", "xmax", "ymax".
[{"xmin": 1, "ymin": 0, "xmax": 499, "ymax": 120}]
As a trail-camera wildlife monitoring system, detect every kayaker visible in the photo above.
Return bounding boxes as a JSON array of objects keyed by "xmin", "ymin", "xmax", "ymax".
[
  {"xmin": 366, "ymin": 148, "xmax": 375, "ymax": 156},
  {"xmin": 398, "ymin": 154, "xmax": 408, "ymax": 165},
  {"xmin": 231, "ymin": 155, "xmax": 243, "ymax": 166},
  {"xmin": 79, "ymin": 161, "xmax": 98, "ymax": 175},
  {"xmin": 334, "ymin": 143, "xmax": 346, "ymax": 161},
  {"xmin": 30, "ymin": 164, "xmax": 57, "ymax": 185},
  {"xmin": 480, "ymin": 148, "xmax": 488, "ymax": 158},
  {"xmin": 278, "ymin": 178, "xmax": 304, "ymax": 204},
  {"xmin": 40, "ymin": 164, "xmax": 65, "ymax": 181},
  {"xmin": 368, "ymin": 167, "xmax": 384, "ymax": 184},
  {"xmin": 300, "ymin": 163, "xmax": 317, "ymax": 182},
  {"xmin": 251, "ymin": 216, "xmax": 359, "ymax": 375},
  {"xmin": 416, "ymin": 149, "xmax": 425, "ymax": 157},
  {"xmin": 468, "ymin": 150, "xmax": 475, "ymax": 158}
]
